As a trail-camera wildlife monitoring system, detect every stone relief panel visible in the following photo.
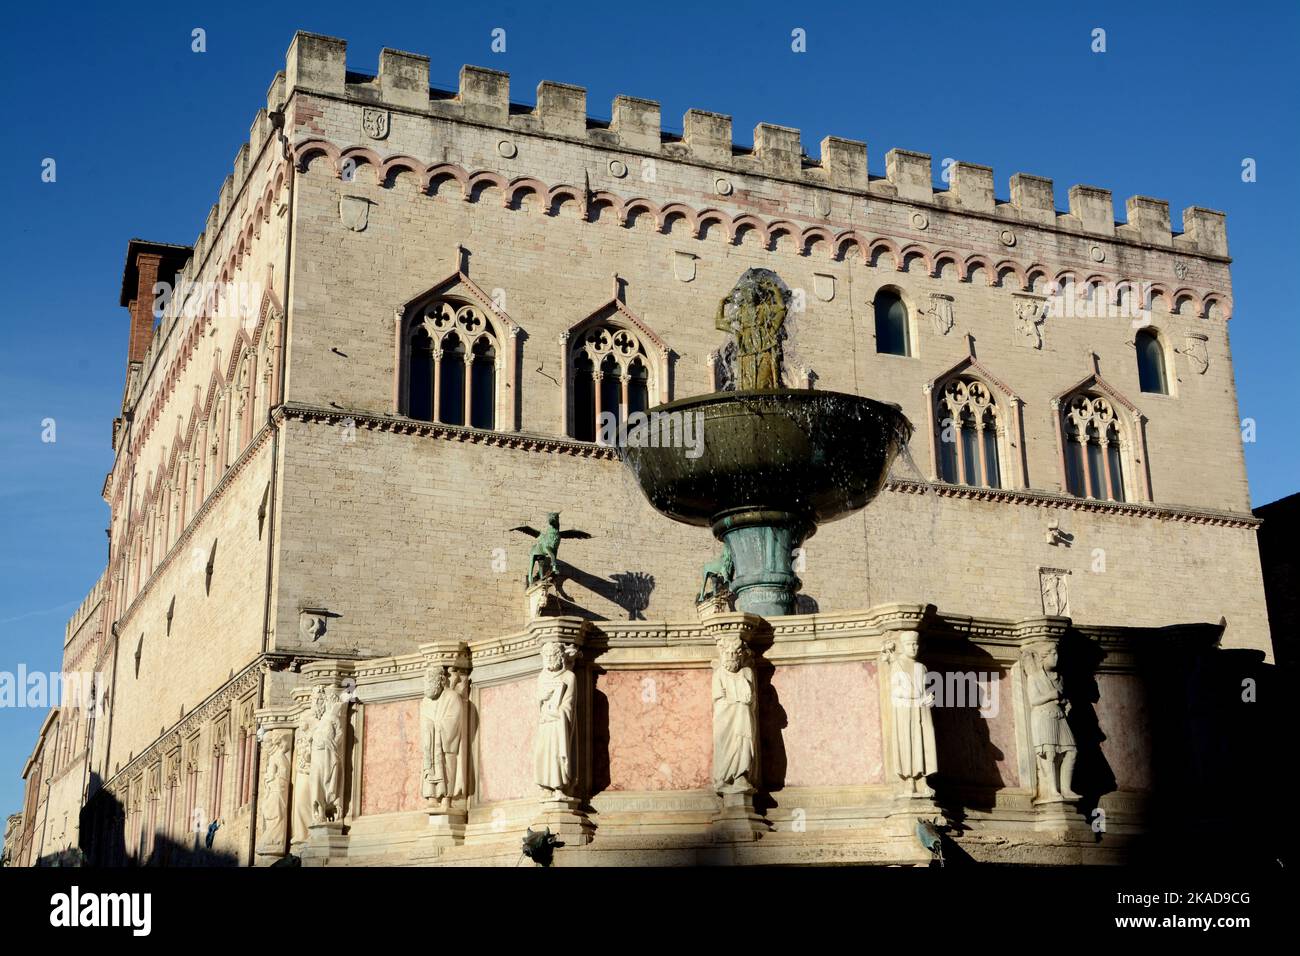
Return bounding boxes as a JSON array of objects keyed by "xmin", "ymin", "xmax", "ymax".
[
  {"xmin": 1039, "ymin": 568, "xmax": 1071, "ymax": 617},
  {"xmin": 477, "ymin": 679, "xmax": 535, "ymax": 803},
  {"xmin": 360, "ymin": 699, "xmax": 422, "ymax": 816},
  {"xmin": 598, "ymin": 668, "xmax": 711, "ymax": 792},
  {"xmin": 1095, "ymin": 673, "xmax": 1153, "ymax": 792},
  {"xmin": 761, "ymin": 660, "xmax": 883, "ymax": 789}
]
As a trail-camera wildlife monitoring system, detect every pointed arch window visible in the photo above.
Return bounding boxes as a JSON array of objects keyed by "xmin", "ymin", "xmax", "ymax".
[
  {"xmin": 874, "ymin": 288, "xmax": 911, "ymax": 356},
  {"xmin": 568, "ymin": 323, "xmax": 658, "ymax": 442},
  {"xmin": 403, "ymin": 299, "xmax": 502, "ymax": 430},
  {"xmin": 1135, "ymin": 329, "xmax": 1169, "ymax": 394},
  {"xmin": 936, "ymin": 377, "xmax": 1002, "ymax": 488},
  {"xmin": 1062, "ymin": 393, "xmax": 1126, "ymax": 502}
]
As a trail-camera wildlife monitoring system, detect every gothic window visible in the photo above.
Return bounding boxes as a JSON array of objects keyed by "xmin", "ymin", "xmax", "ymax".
[
  {"xmin": 568, "ymin": 323, "xmax": 655, "ymax": 442},
  {"xmin": 874, "ymin": 288, "xmax": 911, "ymax": 357},
  {"xmin": 403, "ymin": 299, "xmax": 501, "ymax": 430},
  {"xmin": 183, "ymin": 739, "xmax": 200, "ymax": 839},
  {"xmin": 1135, "ymin": 329, "xmax": 1168, "ymax": 394},
  {"xmin": 205, "ymin": 398, "xmax": 223, "ymax": 489},
  {"xmin": 1062, "ymin": 393, "xmax": 1126, "ymax": 502},
  {"xmin": 209, "ymin": 738, "xmax": 226, "ymax": 823},
  {"xmin": 234, "ymin": 702, "xmax": 256, "ymax": 807},
  {"xmin": 936, "ymin": 377, "xmax": 1003, "ymax": 488},
  {"xmin": 230, "ymin": 351, "xmax": 253, "ymax": 452},
  {"xmin": 162, "ymin": 766, "xmax": 177, "ymax": 863}
]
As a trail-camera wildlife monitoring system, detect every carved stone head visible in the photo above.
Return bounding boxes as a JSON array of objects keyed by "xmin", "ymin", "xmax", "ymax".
[
  {"xmin": 541, "ymin": 641, "xmax": 574, "ymax": 673},
  {"xmin": 719, "ymin": 634, "xmax": 747, "ymax": 673},
  {"xmin": 898, "ymin": 629, "xmax": 921, "ymax": 662},
  {"xmin": 425, "ymin": 666, "xmax": 447, "ymax": 699}
]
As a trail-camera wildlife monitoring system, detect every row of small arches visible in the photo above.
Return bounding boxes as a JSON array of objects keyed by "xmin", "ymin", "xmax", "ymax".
[{"xmin": 293, "ymin": 139, "xmax": 1231, "ymax": 318}]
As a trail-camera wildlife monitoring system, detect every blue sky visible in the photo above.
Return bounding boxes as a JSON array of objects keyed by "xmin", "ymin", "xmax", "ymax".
[{"xmin": 1, "ymin": 0, "xmax": 1296, "ymax": 815}]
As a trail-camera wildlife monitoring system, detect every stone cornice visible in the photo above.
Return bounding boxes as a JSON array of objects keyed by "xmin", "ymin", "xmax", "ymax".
[
  {"xmin": 884, "ymin": 478, "xmax": 1260, "ymax": 528},
  {"xmin": 277, "ymin": 402, "xmax": 620, "ymax": 459},
  {"xmin": 275, "ymin": 404, "xmax": 1259, "ymax": 528}
]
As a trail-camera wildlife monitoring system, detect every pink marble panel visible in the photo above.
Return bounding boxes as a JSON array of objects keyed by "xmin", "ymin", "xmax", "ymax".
[
  {"xmin": 1096, "ymin": 673, "xmax": 1153, "ymax": 791},
  {"xmin": 602, "ymin": 668, "xmax": 711, "ymax": 791},
  {"xmin": 931, "ymin": 669, "xmax": 1017, "ymax": 788},
  {"xmin": 478, "ymin": 679, "xmax": 536, "ymax": 803},
  {"xmin": 762, "ymin": 661, "xmax": 883, "ymax": 788},
  {"xmin": 360, "ymin": 698, "xmax": 422, "ymax": 815},
  {"xmin": 984, "ymin": 673, "xmax": 1019, "ymax": 787}
]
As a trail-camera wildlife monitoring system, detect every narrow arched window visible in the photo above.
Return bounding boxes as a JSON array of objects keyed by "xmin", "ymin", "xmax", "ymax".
[
  {"xmin": 470, "ymin": 337, "xmax": 496, "ymax": 430},
  {"xmin": 936, "ymin": 377, "xmax": 1001, "ymax": 488},
  {"xmin": 1062, "ymin": 393, "xmax": 1126, "ymax": 502},
  {"xmin": 438, "ymin": 333, "xmax": 466, "ymax": 426},
  {"xmin": 403, "ymin": 299, "xmax": 503, "ymax": 430},
  {"xmin": 1135, "ymin": 329, "xmax": 1168, "ymax": 394},
  {"xmin": 874, "ymin": 289, "xmax": 910, "ymax": 356},
  {"xmin": 572, "ymin": 353, "xmax": 596, "ymax": 442},
  {"xmin": 599, "ymin": 354, "xmax": 622, "ymax": 438},
  {"xmin": 627, "ymin": 358, "xmax": 649, "ymax": 416},
  {"xmin": 408, "ymin": 325, "xmax": 434, "ymax": 421}
]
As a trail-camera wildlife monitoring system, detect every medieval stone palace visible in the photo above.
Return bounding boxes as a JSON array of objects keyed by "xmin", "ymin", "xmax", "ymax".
[{"xmin": 7, "ymin": 31, "xmax": 1272, "ymax": 868}]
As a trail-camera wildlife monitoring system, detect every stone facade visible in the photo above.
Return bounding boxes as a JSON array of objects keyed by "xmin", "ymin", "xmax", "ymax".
[{"xmin": 11, "ymin": 31, "xmax": 1270, "ymax": 867}]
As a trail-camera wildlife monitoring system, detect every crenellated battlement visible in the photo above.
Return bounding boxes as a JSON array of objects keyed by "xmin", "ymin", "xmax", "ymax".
[
  {"xmin": 64, "ymin": 571, "xmax": 107, "ymax": 648},
  {"xmin": 276, "ymin": 31, "xmax": 1229, "ymax": 257}
]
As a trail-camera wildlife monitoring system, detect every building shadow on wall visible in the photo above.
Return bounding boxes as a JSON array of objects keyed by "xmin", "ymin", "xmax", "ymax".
[
  {"xmin": 751, "ymin": 630, "xmax": 788, "ymax": 815},
  {"xmin": 1059, "ymin": 630, "xmax": 1116, "ymax": 825},
  {"xmin": 75, "ymin": 773, "xmax": 238, "ymax": 867},
  {"xmin": 927, "ymin": 637, "xmax": 1007, "ymax": 824},
  {"xmin": 793, "ymin": 594, "xmax": 819, "ymax": 615},
  {"xmin": 1133, "ymin": 624, "xmax": 1280, "ymax": 868},
  {"xmin": 555, "ymin": 561, "xmax": 655, "ymax": 621},
  {"xmin": 588, "ymin": 664, "xmax": 613, "ymax": 801}
]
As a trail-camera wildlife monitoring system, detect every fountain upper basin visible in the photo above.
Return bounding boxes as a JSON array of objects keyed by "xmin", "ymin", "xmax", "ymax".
[{"xmin": 622, "ymin": 388, "xmax": 913, "ymax": 537}]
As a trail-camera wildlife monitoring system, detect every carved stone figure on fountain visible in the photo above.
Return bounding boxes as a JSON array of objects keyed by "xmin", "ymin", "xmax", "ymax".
[
  {"xmin": 712, "ymin": 635, "xmax": 758, "ymax": 794},
  {"xmin": 715, "ymin": 268, "xmax": 791, "ymax": 390},
  {"xmin": 883, "ymin": 630, "xmax": 938, "ymax": 797},
  {"xmin": 421, "ymin": 665, "xmax": 467, "ymax": 811},
  {"xmin": 1023, "ymin": 643, "xmax": 1080, "ymax": 802},
  {"xmin": 535, "ymin": 641, "xmax": 579, "ymax": 797},
  {"xmin": 309, "ymin": 686, "xmax": 348, "ymax": 824}
]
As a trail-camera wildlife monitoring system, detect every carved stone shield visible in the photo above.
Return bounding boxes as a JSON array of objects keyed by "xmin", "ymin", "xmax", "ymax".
[
  {"xmin": 362, "ymin": 108, "xmax": 390, "ymax": 140},
  {"xmin": 339, "ymin": 196, "xmax": 370, "ymax": 232},
  {"xmin": 927, "ymin": 293, "xmax": 954, "ymax": 335},
  {"xmin": 673, "ymin": 250, "xmax": 697, "ymax": 282},
  {"xmin": 1182, "ymin": 332, "xmax": 1209, "ymax": 374},
  {"xmin": 813, "ymin": 273, "xmax": 835, "ymax": 302}
]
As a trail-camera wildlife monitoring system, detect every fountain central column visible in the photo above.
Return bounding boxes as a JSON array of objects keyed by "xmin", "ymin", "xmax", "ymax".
[{"xmin": 713, "ymin": 509, "xmax": 813, "ymax": 617}]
